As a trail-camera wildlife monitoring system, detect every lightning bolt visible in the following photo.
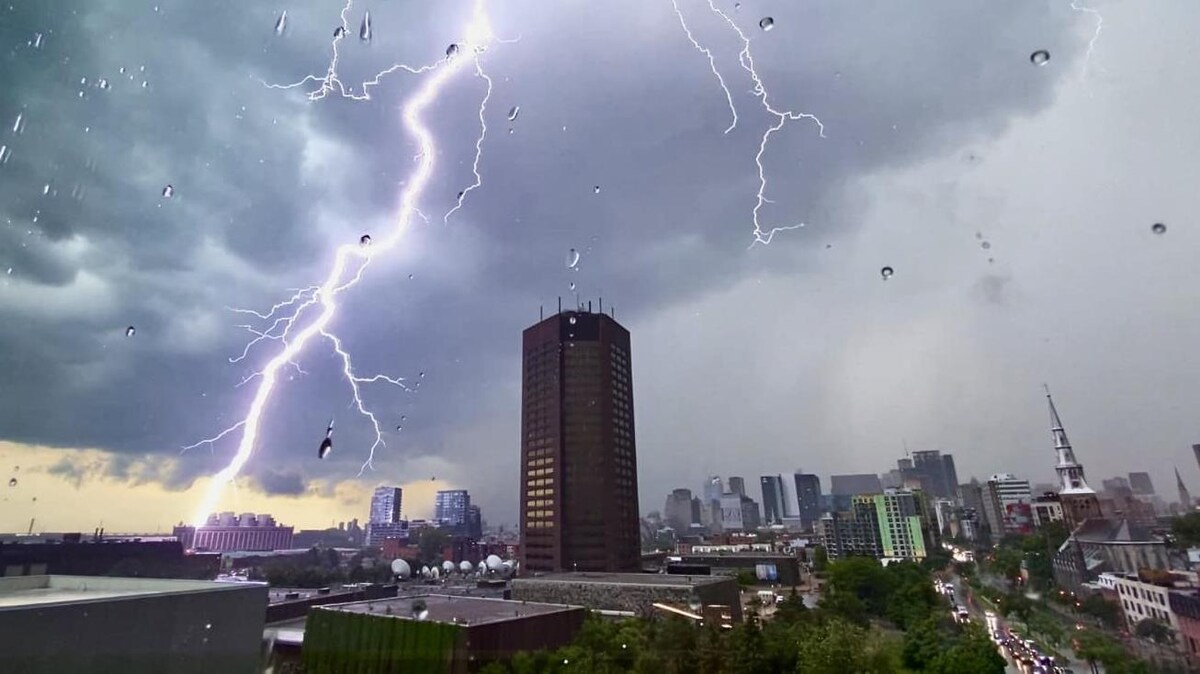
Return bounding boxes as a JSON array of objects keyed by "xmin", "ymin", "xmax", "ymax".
[
  {"xmin": 1069, "ymin": 0, "xmax": 1103, "ymax": 77},
  {"xmin": 671, "ymin": 1, "xmax": 825, "ymax": 246},
  {"xmin": 189, "ymin": 0, "xmax": 497, "ymax": 525}
]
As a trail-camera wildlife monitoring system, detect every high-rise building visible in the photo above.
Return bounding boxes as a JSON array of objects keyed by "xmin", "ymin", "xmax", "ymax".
[
  {"xmin": 727, "ymin": 477, "xmax": 746, "ymax": 497},
  {"xmin": 760, "ymin": 476, "xmax": 785, "ymax": 525},
  {"xmin": 870, "ymin": 489, "xmax": 931, "ymax": 560},
  {"xmin": 1046, "ymin": 389, "xmax": 1101, "ymax": 530},
  {"xmin": 912, "ymin": 450, "xmax": 950, "ymax": 498},
  {"xmin": 794, "ymin": 473, "xmax": 822, "ymax": 526},
  {"xmin": 818, "ymin": 497, "xmax": 881, "ymax": 559},
  {"xmin": 366, "ymin": 486, "xmax": 405, "ymax": 546},
  {"xmin": 942, "ymin": 455, "xmax": 960, "ymax": 501},
  {"xmin": 1128, "ymin": 472, "xmax": 1155, "ymax": 496},
  {"xmin": 983, "ymin": 474, "xmax": 1032, "ymax": 538},
  {"xmin": 519, "ymin": 306, "xmax": 640, "ymax": 573},
  {"xmin": 1193, "ymin": 445, "xmax": 1200, "ymax": 479},
  {"xmin": 664, "ymin": 488, "xmax": 694, "ymax": 532},
  {"xmin": 435, "ymin": 489, "xmax": 471, "ymax": 527},
  {"xmin": 829, "ymin": 474, "xmax": 883, "ymax": 496},
  {"xmin": 466, "ymin": 505, "xmax": 483, "ymax": 539},
  {"xmin": 739, "ymin": 495, "xmax": 762, "ymax": 530},
  {"xmin": 1177, "ymin": 467, "xmax": 1194, "ymax": 510},
  {"xmin": 1101, "ymin": 477, "xmax": 1131, "ymax": 494}
]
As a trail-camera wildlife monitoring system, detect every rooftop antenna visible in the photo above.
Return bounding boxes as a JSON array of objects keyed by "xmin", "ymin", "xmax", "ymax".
[
  {"xmin": 588, "ymin": 300, "xmax": 592, "ymax": 313},
  {"xmin": 599, "ymin": 297, "xmax": 603, "ymax": 314},
  {"xmin": 557, "ymin": 297, "xmax": 562, "ymax": 314},
  {"xmin": 540, "ymin": 305, "xmax": 544, "ymax": 321}
]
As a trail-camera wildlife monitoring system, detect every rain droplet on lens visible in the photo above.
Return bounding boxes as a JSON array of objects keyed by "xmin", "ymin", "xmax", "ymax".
[
  {"xmin": 880, "ymin": 266, "xmax": 894, "ymax": 280},
  {"xmin": 734, "ymin": 2, "xmax": 741, "ymax": 10},
  {"xmin": 274, "ymin": 10, "xmax": 287, "ymax": 35},
  {"xmin": 419, "ymin": 371, "xmax": 425, "ymax": 378},
  {"xmin": 566, "ymin": 248, "xmax": 580, "ymax": 270},
  {"xmin": 1152, "ymin": 222, "xmax": 1167, "ymax": 235},
  {"xmin": 456, "ymin": 190, "xmax": 464, "ymax": 200},
  {"xmin": 1030, "ymin": 50, "xmax": 1050, "ymax": 66},
  {"xmin": 395, "ymin": 425, "xmax": 403, "ymax": 432},
  {"xmin": 401, "ymin": 415, "xmax": 407, "ymax": 421},
  {"xmin": 759, "ymin": 17, "xmax": 775, "ymax": 31},
  {"xmin": 7, "ymin": 478, "xmax": 15, "ymax": 487},
  {"xmin": 359, "ymin": 11, "xmax": 372, "ymax": 41},
  {"xmin": 98, "ymin": 78, "xmax": 109, "ymax": 90},
  {"xmin": 507, "ymin": 106, "xmax": 520, "ymax": 122},
  {"xmin": 334, "ymin": 26, "xmax": 346, "ymax": 39},
  {"xmin": 161, "ymin": 184, "xmax": 174, "ymax": 198},
  {"xmin": 125, "ymin": 326, "xmax": 136, "ymax": 337},
  {"xmin": 360, "ymin": 234, "xmax": 371, "ymax": 246},
  {"xmin": 593, "ymin": 186, "xmax": 601, "ymax": 194},
  {"xmin": 981, "ymin": 241, "xmax": 991, "ymax": 250},
  {"xmin": 446, "ymin": 43, "xmax": 460, "ymax": 58},
  {"xmin": 569, "ymin": 282, "xmax": 576, "ymax": 291}
]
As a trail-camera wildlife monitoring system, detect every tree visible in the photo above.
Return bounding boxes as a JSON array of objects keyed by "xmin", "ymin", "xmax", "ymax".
[
  {"xmin": 794, "ymin": 618, "xmax": 870, "ymax": 674},
  {"xmin": 990, "ymin": 547, "xmax": 1023, "ymax": 585},
  {"xmin": 1027, "ymin": 609, "xmax": 1065, "ymax": 647},
  {"xmin": 997, "ymin": 590, "xmax": 1034, "ymax": 629},
  {"xmin": 902, "ymin": 616, "xmax": 948, "ymax": 671},
  {"xmin": 1074, "ymin": 629, "xmax": 1130, "ymax": 674},
  {"xmin": 1171, "ymin": 512, "xmax": 1200, "ymax": 548},
  {"xmin": 811, "ymin": 545, "xmax": 828, "ymax": 572},
  {"xmin": 417, "ymin": 527, "xmax": 450, "ymax": 565},
  {"xmin": 1079, "ymin": 593, "xmax": 1122, "ymax": 629},
  {"xmin": 1134, "ymin": 618, "xmax": 1174, "ymax": 646},
  {"xmin": 728, "ymin": 606, "xmax": 770, "ymax": 674},
  {"xmin": 735, "ymin": 570, "xmax": 758, "ymax": 588},
  {"xmin": 928, "ymin": 623, "xmax": 1006, "ymax": 674}
]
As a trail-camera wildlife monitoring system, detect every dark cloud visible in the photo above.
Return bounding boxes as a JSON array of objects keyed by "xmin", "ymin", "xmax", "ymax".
[{"xmin": 4, "ymin": 0, "xmax": 1196, "ymax": 525}]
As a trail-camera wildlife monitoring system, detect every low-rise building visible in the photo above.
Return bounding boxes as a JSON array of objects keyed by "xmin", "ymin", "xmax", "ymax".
[
  {"xmin": 0, "ymin": 574, "xmax": 267, "ymax": 673},
  {"xmin": 175, "ymin": 513, "xmax": 294, "ymax": 553},
  {"xmin": 1052, "ymin": 518, "xmax": 1172, "ymax": 594},
  {"xmin": 511, "ymin": 572, "xmax": 742, "ymax": 623}
]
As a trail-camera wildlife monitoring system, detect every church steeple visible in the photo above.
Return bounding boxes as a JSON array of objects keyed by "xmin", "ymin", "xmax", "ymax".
[{"xmin": 1046, "ymin": 385, "xmax": 1093, "ymax": 495}]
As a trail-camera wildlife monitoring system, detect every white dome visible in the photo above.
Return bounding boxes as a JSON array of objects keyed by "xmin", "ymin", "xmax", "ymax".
[
  {"xmin": 390, "ymin": 559, "xmax": 411, "ymax": 578},
  {"xmin": 485, "ymin": 554, "xmax": 503, "ymax": 570},
  {"xmin": 442, "ymin": 561, "xmax": 456, "ymax": 573},
  {"xmin": 420, "ymin": 565, "xmax": 430, "ymax": 577},
  {"xmin": 431, "ymin": 566, "xmax": 441, "ymax": 579},
  {"xmin": 459, "ymin": 561, "xmax": 474, "ymax": 573}
]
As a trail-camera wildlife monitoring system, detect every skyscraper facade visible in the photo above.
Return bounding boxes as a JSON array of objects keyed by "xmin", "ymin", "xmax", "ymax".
[
  {"xmin": 1128, "ymin": 472, "xmax": 1155, "ymax": 496},
  {"xmin": 664, "ymin": 488, "xmax": 694, "ymax": 532},
  {"xmin": 870, "ymin": 489, "xmax": 930, "ymax": 560},
  {"xmin": 794, "ymin": 473, "xmax": 822, "ymax": 526},
  {"xmin": 942, "ymin": 455, "xmax": 960, "ymax": 500},
  {"xmin": 983, "ymin": 474, "xmax": 1032, "ymax": 538},
  {"xmin": 760, "ymin": 475, "xmax": 785, "ymax": 525},
  {"xmin": 519, "ymin": 307, "xmax": 640, "ymax": 573},
  {"xmin": 829, "ymin": 474, "xmax": 883, "ymax": 496},
  {"xmin": 912, "ymin": 450, "xmax": 950, "ymax": 498},
  {"xmin": 435, "ymin": 489, "xmax": 471, "ymax": 527},
  {"xmin": 727, "ymin": 477, "xmax": 746, "ymax": 497},
  {"xmin": 366, "ymin": 486, "xmax": 404, "ymax": 546}
]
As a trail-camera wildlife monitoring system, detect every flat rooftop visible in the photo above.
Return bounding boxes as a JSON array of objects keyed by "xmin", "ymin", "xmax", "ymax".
[
  {"xmin": 319, "ymin": 594, "xmax": 580, "ymax": 627},
  {"xmin": 515, "ymin": 572, "xmax": 732, "ymax": 588},
  {"xmin": 0, "ymin": 575, "xmax": 260, "ymax": 609}
]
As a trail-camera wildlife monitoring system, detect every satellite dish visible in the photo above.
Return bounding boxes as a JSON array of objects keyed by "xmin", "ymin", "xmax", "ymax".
[
  {"xmin": 431, "ymin": 567, "xmax": 441, "ymax": 579},
  {"xmin": 477, "ymin": 561, "xmax": 487, "ymax": 574},
  {"xmin": 421, "ymin": 565, "xmax": 430, "ymax": 578},
  {"xmin": 485, "ymin": 554, "xmax": 502, "ymax": 571},
  {"xmin": 500, "ymin": 561, "xmax": 514, "ymax": 577},
  {"xmin": 459, "ymin": 560, "xmax": 473, "ymax": 573},
  {"xmin": 442, "ymin": 560, "xmax": 456, "ymax": 574},
  {"xmin": 390, "ymin": 559, "xmax": 411, "ymax": 578}
]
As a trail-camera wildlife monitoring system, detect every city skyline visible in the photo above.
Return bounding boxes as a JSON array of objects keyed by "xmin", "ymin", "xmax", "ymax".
[{"xmin": 3, "ymin": 1, "xmax": 1200, "ymax": 533}]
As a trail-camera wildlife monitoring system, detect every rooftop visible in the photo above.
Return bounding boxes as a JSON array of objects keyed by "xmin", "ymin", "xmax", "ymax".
[
  {"xmin": 515, "ymin": 572, "xmax": 732, "ymax": 588},
  {"xmin": 318, "ymin": 594, "xmax": 580, "ymax": 626},
  {"xmin": 0, "ymin": 574, "xmax": 259, "ymax": 609}
]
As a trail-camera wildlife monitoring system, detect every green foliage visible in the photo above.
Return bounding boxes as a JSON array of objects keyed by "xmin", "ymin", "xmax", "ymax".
[
  {"xmin": 996, "ymin": 590, "xmax": 1034, "ymax": 627},
  {"xmin": 1074, "ymin": 628, "xmax": 1130, "ymax": 670},
  {"xmin": 416, "ymin": 527, "xmax": 450, "ymax": 565},
  {"xmin": 734, "ymin": 570, "xmax": 758, "ymax": 587},
  {"xmin": 926, "ymin": 622, "xmax": 1005, "ymax": 674},
  {"xmin": 811, "ymin": 545, "xmax": 828, "ymax": 572},
  {"xmin": 920, "ymin": 547, "xmax": 952, "ymax": 573},
  {"xmin": 1026, "ymin": 610, "xmax": 1065, "ymax": 647},
  {"xmin": 989, "ymin": 546, "xmax": 1023, "ymax": 585},
  {"xmin": 1079, "ymin": 593, "xmax": 1122, "ymax": 629},
  {"xmin": 1171, "ymin": 512, "xmax": 1200, "ymax": 548},
  {"xmin": 1134, "ymin": 618, "xmax": 1174, "ymax": 645}
]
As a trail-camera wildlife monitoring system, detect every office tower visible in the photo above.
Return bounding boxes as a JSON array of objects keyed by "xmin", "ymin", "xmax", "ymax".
[
  {"xmin": 1046, "ymin": 389, "xmax": 1101, "ymax": 530},
  {"xmin": 690, "ymin": 497, "xmax": 703, "ymax": 526},
  {"xmin": 942, "ymin": 454, "xmax": 960, "ymax": 501},
  {"xmin": 1101, "ymin": 477, "xmax": 1131, "ymax": 494},
  {"xmin": 435, "ymin": 489, "xmax": 471, "ymax": 527},
  {"xmin": 715, "ymin": 494, "xmax": 745, "ymax": 532},
  {"xmin": 984, "ymin": 473, "xmax": 1032, "ymax": 537},
  {"xmin": 366, "ymin": 486, "xmax": 405, "ymax": 546},
  {"xmin": 703, "ymin": 476, "xmax": 724, "ymax": 504},
  {"xmin": 912, "ymin": 450, "xmax": 950, "ymax": 498},
  {"xmin": 740, "ymin": 495, "xmax": 762, "ymax": 530},
  {"xmin": 664, "ymin": 488, "xmax": 694, "ymax": 532},
  {"xmin": 1128, "ymin": 472, "xmax": 1155, "ymax": 496},
  {"xmin": 760, "ymin": 476, "xmax": 785, "ymax": 525},
  {"xmin": 466, "ymin": 505, "xmax": 483, "ymax": 539},
  {"xmin": 520, "ymin": 306, "xmax": 640, "ymax": 573},
  {"xmin": 727, "ymin": 477, "xmax": 746, "ymax": 497},
  {"xmin": 1178, "ymin": 468, "xmax": 1194, "ymax": 510},
  {"xmin": 794, "ymin": 473, "xmax": 822, "ymax": 526},
  {"xmin": 870, "ymin": 489, "xmax": 930, "ymax": 560},
  {"xmin": 829, "ymin": 474, "xmax": 883, "ymax": 496}
]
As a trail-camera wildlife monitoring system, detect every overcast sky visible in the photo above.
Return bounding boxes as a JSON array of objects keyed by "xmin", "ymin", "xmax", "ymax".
[{"xmin": 2, "ymin": 0, "xmax": 1199, "ymax": 532}]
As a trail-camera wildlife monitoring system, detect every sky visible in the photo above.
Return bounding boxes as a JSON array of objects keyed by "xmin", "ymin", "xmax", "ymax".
[{"xmin": 2, "ymin": 0, "xmax": 1199, "ymax": 533}]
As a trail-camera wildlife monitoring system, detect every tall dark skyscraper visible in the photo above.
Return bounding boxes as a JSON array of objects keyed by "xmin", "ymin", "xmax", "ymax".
[
  {"xmin": 520, "ymin": 306, "xmax": 639, "ymax": 573},
  {"xmin": 942, "ymin": 454, "xmax": 960, "ymax": 500},
  {"xmin": 1128, "ymin": 472, "xmax": 1155, "ymax": 496},
  {"xmin": 794, "ymin": 473, "xmax": 822, "ymax": 526},
  {"xmin": 760, "ymin": 475, "xmax": 785, "ymax": 525},
  {"xmin": 365, "ymin": 486, "xmax": 404, "ymax": 547},
  {"xmin": 727, "ymin": 477, "xmax": 746, "ymax": 497}
]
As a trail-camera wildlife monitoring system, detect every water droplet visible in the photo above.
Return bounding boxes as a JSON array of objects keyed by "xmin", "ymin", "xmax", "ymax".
[
  {"xmin": 593, "ymin": 186, "xmax": 601, "ymax": 194},
  {"xmin": 759, "ymin": 17, "xmax": 775, "ymax": 31},
  {"xmin": 12, "ymin": 113, "xmax": 24, "ymax": 134},
  {"xmin": 880, "ymin": 266, "xmax": 894, "ymax": 280},
  {"xmin": 204, "ymin": 623, "xmax": 212, "ymax": 630},
  {"xmin": 401, "ymin": 415, "xmax": 407, "ymax": 421},
  {"xmin": 446, "ymin": 43, "xmax": 460, "ymax": 58},
  {"xmin": 141, "ymin": 80, "xmax": 148, "ymax": 88},
  {"xmin": 359, "ymin": 11, "xmax": 372, "ymax": 41},
  {"xmin": 98, "ymin": 78, "xmax": 109, "ymax": 90},
  {"xmin": 274, "ymin": 10, "xmax": 287, "ymax": 35},
  {"xmin": 566, "ymin": 248, "xmax": 580, "ymax": 270},
  {"xmin": 119, "ymin": 67, "xmax": 126, "ymax": 74},
  {"xmin": 507, "ymin": 128, "xmax": 514, "ymax": 135},
  {"xmin": 507, "ymin": 105, "xmax": 520, "ymax": 121},
  {"xmin": 734, "ymin": 2, "xmax": 741, "ymax": 10},
  {"xmin": 569, "ymin": 282, "xmax": 576, "ymax": 291},
  {"xmin": 1030, "ymin": 50, "xmax": 1050, "ymax": 66},
  {"xmin": 42, "ymin": 184, "xmax": 49, "ymax": 195},
  {"xmin": 456, "ymin": 190, "xmax": 464, "ymax": 200},
  {"xmin": 981, "ymin": 241, "xmax": 991, "ymax": 250},
  {"xmin": 1152, "ymin": 222, "xmax": 1167, "ymax": 235},
  {"xmin": 32, "ymin": 33, "xmax": 43, "ymax": 49},
  {"xmin": 6, "ymin": 268, "xmax": 12, "ymax": 275},
  {"xmin": 125, "ymin": 326, "xmax": 136, "ymax": 337},
  {"xmin": 360, "ymin": 234, "xmax": 372, "ymax": 246},
  {"xmin": 395, "ymin": 425, "xmax": 403, "ymax": 432},
  {"xmin": 334, "ymin": 26, "xmax": 346, "ymax": 39},
  {"xmin": 569, "ymin": 316, "xmax": 577, "ymax": 325},
  {"xmin": 419, "ymin": 371, "xmax": 426, "ymax": 378},
  {"xmin": 80, "ymin": 77, "xmax": 88, "ymax": 86},
  {"xmin": 7, "ymin": 478, "xmax": 15, "ymax": 487},
  {"xmin": 161, "ymin": 184, "xmax": 173, "ymax": 198},
  {"xmin": 0, "ymin": 145, "xmax": 10, "ymax": 164}
]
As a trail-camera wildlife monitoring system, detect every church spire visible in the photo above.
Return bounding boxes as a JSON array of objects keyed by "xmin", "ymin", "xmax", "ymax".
[{"xmin": 1045, "ymin": 386, "xmax": 1093, "ymax": 495}]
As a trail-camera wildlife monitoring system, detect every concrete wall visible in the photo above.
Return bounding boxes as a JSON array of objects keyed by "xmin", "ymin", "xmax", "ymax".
[
  {"xmin": 0, "ymin": 577, "xmax": 268, "ymax": 674},
  {"xmin": 511, "ymin": 577, "xmax": 742, "ymax": 623}
]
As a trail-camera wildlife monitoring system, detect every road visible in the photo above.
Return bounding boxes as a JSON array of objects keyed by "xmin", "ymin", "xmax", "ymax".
[{"xmin": 945, "ymin": 574, "xmax": 1100, "ymax": 674}]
